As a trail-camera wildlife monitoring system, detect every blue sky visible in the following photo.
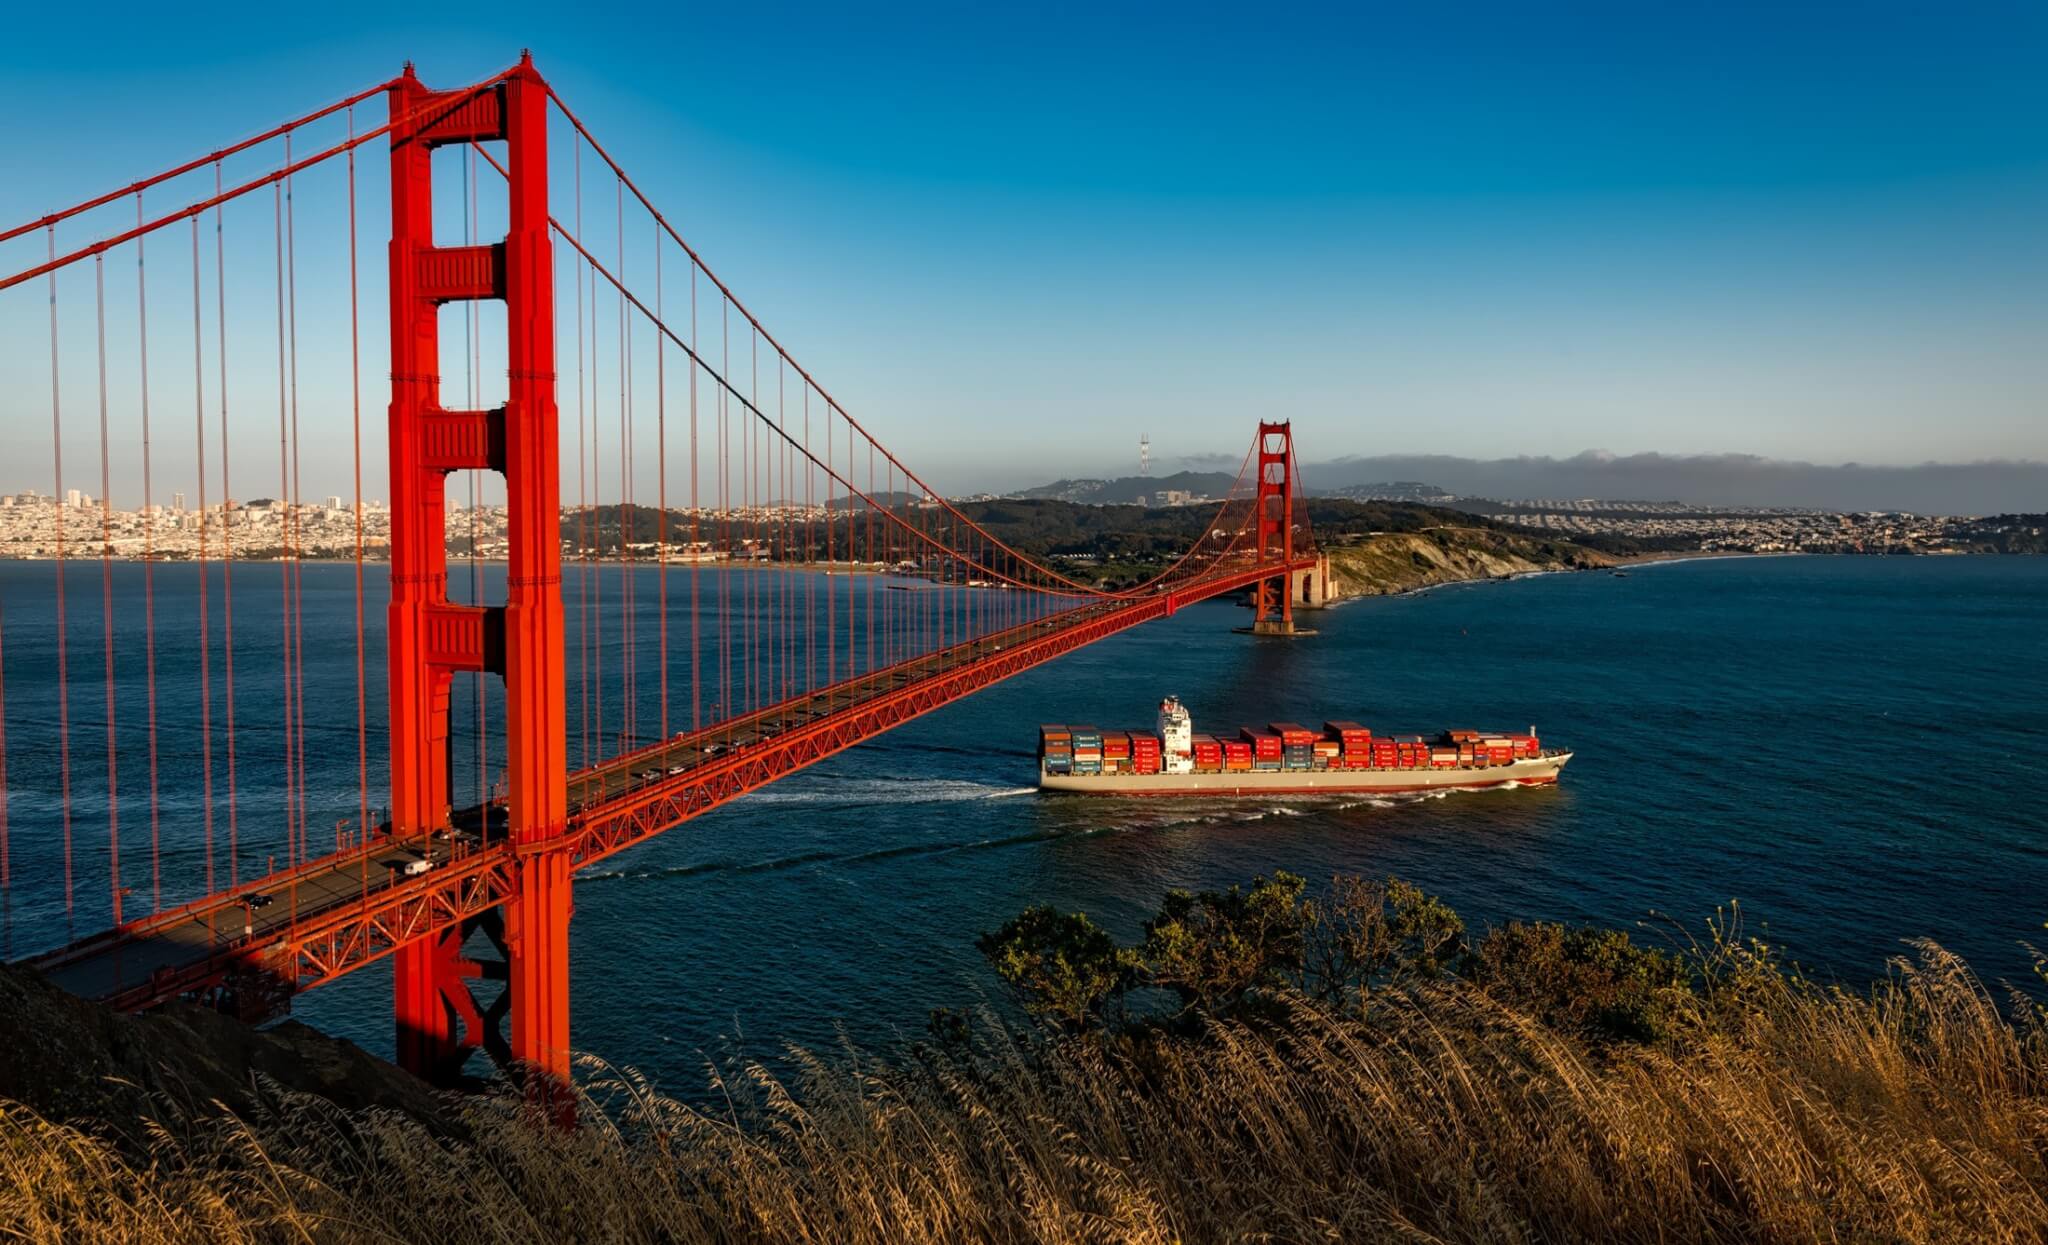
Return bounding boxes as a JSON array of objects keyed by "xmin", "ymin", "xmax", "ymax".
[{"xmin": 2, "ymin": 0, "xmax": 2045, "ymax": 497}]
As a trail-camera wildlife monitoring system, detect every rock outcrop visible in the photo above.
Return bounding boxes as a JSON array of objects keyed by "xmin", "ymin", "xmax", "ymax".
[{"xmin": 1321, "ymin": 529, "xmax": 1616, "ymax": 599}]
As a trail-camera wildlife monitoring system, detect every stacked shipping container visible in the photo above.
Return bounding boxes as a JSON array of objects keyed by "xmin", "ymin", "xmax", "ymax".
[
  {"xmin": 1043, "ymin": 717, "xmax": 1543, "ymax": 777},
  {"xmin": 1103, "ymin": 730, "xmax": 1131, "ymax": 774},
  {"xmin": 1326, "ymin": 721, "xmax": 1373, "ymax": 769},
  {"xmin": 1132, "ymin": 732, "xmax": 1162, "ymax": 775},
  {"xmin": 1040, "ymin": 725, "xmax": 1073, "ymax": 775},
  {"xmin": 1270, "ymin": 722, "xmax": 1318, "ymax": 771},
  {"xmin": 1241, "ymin": 728, "xmax": 1283, "ymax": 771},
  {"xmin": 1070, "ymin": 725, "xmax": 1103, "ymax": 775}
]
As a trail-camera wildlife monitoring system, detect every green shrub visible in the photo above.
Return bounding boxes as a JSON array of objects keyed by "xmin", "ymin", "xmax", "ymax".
[
  {"xmin": 1141, "ymin": 872, "xmax": 1309, "ymax": 1017},
  {"xmin": 975, "ymin": 906, "xmax": 1138, "ymax": 1032},
  {"xmin": 1468, "ymin": 920, "xmax": 1692, "ymax": 1043}
]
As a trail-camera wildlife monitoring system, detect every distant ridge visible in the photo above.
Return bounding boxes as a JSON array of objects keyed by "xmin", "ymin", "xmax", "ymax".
[
  {"xmin": 1000, "ymin": 453, "xmax": 2048, "ymax": 515},
  {"xmin": 1003, "ymin": 472, "xmax": 1457, "ymax": 507},
  {"xmin": 1005, "ymin": 471, "xmax": 1237, "ymax": 505},
  {"xmin": 1295, "ymin": 453, "xmax": 2048, "ymax": 515},
  {"xmin": 1318, "ymin": 481, "xmax": 1458, "ymax": 503}
]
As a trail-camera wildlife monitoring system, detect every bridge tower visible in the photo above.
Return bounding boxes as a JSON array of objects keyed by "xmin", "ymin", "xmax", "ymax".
[
  {"xmin": 1248, "ymin": 421, "xmax": 1310, "ymax": 636},
  {"xmin": 385, "ymin": 55, "xmax": 570, "ymax": 1086}
]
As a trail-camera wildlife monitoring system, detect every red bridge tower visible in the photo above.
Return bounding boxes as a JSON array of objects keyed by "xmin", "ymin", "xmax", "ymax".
[
  {"xmin": 1248, "ymin": 421, "xmax": 1311, "ymax": 636},
  {"xmin": 385, "ymin": 56, "xmax": 570, "ymax": 1085}
]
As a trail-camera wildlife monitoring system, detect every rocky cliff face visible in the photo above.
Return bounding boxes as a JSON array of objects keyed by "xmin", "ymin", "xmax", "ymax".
[{"xmin": 1320, "ymin": 529, "xmax": 1616, "ymax": 599}]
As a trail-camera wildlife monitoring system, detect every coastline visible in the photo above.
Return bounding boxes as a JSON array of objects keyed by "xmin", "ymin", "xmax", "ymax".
[
  {"xmin": 1613, "ymin": 549, "xmax": 1792, "ymax": 568},
  {"xmin": 1346, "ymin": 551, "xmax": 1806, "ymax": 604}
]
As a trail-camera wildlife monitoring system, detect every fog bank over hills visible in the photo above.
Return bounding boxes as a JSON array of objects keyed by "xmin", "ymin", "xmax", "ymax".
[{"xmin": 1099, "ymin": 452, "xmax": 2045, "ymax": 515}]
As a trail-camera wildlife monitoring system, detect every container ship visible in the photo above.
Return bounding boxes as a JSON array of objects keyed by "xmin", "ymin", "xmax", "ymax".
[{"xmin": 1037, "ymin": 696, "xmax": 1570, "ymax": 795}]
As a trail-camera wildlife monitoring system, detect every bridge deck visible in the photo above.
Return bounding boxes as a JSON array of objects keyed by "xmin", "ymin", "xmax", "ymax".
[{"xmin": 26, "ymin": 556, "xmax": 1311, "ymax": 1012}]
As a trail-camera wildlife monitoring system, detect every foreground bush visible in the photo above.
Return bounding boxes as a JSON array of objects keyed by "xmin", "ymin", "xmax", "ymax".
[{"xmin": 3, "ymin": 885, "xmax": 2045, "ymax": 1243}]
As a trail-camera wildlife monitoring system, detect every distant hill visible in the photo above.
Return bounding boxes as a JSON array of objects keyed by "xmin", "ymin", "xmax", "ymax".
[
  {"xmin": 1003, "ymin": 453, "xmax": 2048, "ymax": 514},
  {"xmin": 1318, "ymin": 481, "xmax": 1457, "ymax": 503},
  {"xmin": 1003, "ymin": 473, "xmax": 1455, "ymax": 506},
  {"xmin": 1006, "ymin": 471, "xmax": 1238, "ymax": 505}
]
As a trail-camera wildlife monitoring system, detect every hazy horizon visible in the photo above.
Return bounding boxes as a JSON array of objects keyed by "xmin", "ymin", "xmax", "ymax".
[
  {"xmin": 993, "ymin": 449, "xmax": 2047, "ymax": 516},
  {"xmin": 10, "ymin": 446, "xmax": 2039, "ymax": 517}
]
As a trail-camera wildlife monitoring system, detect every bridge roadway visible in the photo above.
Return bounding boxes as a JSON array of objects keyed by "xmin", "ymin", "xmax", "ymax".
[{"xmin": 26, "ymin": 555, "xmax": 1303, "ymax": 1012}]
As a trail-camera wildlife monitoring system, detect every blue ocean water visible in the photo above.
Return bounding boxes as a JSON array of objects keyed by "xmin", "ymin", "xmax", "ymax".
[{"xmin": 2, "ymin": 555, "xmax": 2044, "ymax": 1084}]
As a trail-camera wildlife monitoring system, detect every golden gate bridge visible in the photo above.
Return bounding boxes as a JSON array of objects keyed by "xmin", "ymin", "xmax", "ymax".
[{"xmin": 0, "ymin": 55, "xmax": 1318, "ymax": 1088}]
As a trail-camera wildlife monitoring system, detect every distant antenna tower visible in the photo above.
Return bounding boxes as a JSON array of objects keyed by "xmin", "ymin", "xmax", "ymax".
[{"xmin": 1140, "ymin": 432, "xmax": 1150, "ymax": 477}]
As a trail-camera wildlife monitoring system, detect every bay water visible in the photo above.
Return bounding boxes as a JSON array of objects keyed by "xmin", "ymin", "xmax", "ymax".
[{"xmin": 2, "ymin": 555, "xmax": 2042, "ymax": 1086}]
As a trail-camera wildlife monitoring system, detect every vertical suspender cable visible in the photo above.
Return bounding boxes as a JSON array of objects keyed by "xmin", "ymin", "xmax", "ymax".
[
  {"xmin": 719, "ymin": 300, "xmax": 729, "ymax": 735},
  {"xmin": 824, "ymin": 399, "xmax": 833, "ymax": 685},
  {"xmin": 273, "ymin": 180, "xmax": 298, "ymax": 870},
  {"xmin": 191, "ymin": 217, "xmax": 214, "ymax": 897},
  {"xmin": 655, "ymin": 220, "xmax": 667, "ymax": 742},
  {"xmin": 784, "ymin": 366, "xmax": 794, "ymax": 699},
  {"xmin": 348, "ymin": 107, "xmax": 370, "ymax": 846},
  {"xmin": 743, "ymin": 329, "xmax": 754, "ymax": 713},
  {"xmin": 771, "ymin": 349, "xmax": 780, "ymax": 698},
  {"xmin": 616, "ymin": 178, "xmax": 631, "ymax": 749},
  {"xmin": 590, "ymin": 224, "xmax": 603, "ymax": 757},
  {"xmin": 95, "ymin": 255, "xmax": 122, "ymax": 926},
  {"xmin": 846, "ymin": 419, "xmax": 854, "ymax": 680},
  {"xmin": 0, "ymin": 602, "xmax": 8, "ymax": 949},
  {"xmin": 879, "ymin": 461, "xmax": 888, "ymax": 667},
  {"xmin": 689, "ymin": 260, "xmax": 699, "ymax": 733},
  {"xmin": 218, "ymin": 164, "xmax": 240, "ymax": 888},
  {"xmin": 804, "ymin": 384, "xmax": 813, "ymax": 697},
  {"xmin": 48, "ymin": 227, "xmax": 75, "ymax": 920},
  {"xmin": 286, "ymin": 138, "xmax": 310, "ymax": 868},
  {"xmin": 867, "ymin": 440, "xmax": 875, "ymax": 675},
  {"xmin": 783, "ymin": 365, "xmax": 792, "ymax": 699},
  {"xmin": 137, "ymin": 195, "xmax": 163, "ymax": 912},
  {"xmin": 574, "ymin": 138, "xmax": 589, "ymax": 769}
]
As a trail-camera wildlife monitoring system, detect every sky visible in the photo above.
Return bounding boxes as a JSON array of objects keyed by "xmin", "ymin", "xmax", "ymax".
[{"xmin": 1, "ymin": 0, "xmax": 2044, "ymax": 507}]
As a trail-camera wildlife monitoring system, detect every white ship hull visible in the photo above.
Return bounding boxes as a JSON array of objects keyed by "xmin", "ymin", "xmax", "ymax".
[{"xmin": 1038, "ymin": 751, "xmax": 1571, "ymax": 796}]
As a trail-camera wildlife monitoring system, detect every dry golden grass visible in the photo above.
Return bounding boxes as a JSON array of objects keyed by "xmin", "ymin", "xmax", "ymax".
[{"xmin": 3, "ymin": 940, "xmax": 2044, "ymax": 1244}]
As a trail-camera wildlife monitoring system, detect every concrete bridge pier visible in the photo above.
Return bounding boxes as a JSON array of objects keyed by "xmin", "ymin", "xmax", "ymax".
[{"xmin": 1240, "ymin": 554, "xmax": 1330, "ymax": 636}]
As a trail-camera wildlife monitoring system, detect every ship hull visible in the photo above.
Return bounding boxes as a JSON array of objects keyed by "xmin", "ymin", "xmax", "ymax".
[{"xmin": 1038, "ymin": 752, "xmax": 1571, "ymax": 796}]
